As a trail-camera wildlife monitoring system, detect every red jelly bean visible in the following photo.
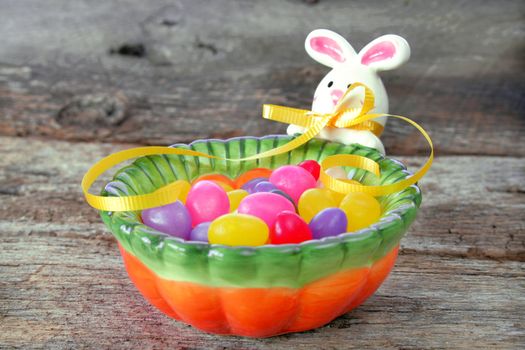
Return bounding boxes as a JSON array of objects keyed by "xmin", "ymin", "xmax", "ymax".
[
  {"xmin": 298, "ymin": 160, "xmax": 321, "ymax": 180},
  {"xmin": 270, "ymin": 211, "xmax": 312, "ymax": 244}
]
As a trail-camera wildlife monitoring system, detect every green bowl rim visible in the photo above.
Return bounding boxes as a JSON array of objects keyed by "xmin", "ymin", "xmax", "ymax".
[{"xmin": 101, "ymin": 134, "xmax": 421, "ymax": 255}]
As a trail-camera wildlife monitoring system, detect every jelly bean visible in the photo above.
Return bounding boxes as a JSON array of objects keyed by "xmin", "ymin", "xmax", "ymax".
[
  {"xmin": 338, "ymin": 180, "xmax": 363, "ymax": 203},
  {"xmin": 271, "ymin": 211, "xmax": 312, "ymax": 244},
  {"xmin": 177, "ymin": 180, "xmax": 192, "ymax": 203},
  {"xmin": 235, "ymin": 168, "xmax": 273, "ymax": 188},
  {"xmin": 190, "ymin": 222, "xmax": 211, "ymax": 242},
  {"xmin": 237, "ymin": 192, "xmax": 295, "ymax": 228},
  {"xmin": 141, "ymin": 200, "xmax": 192, "ymax": 239},
  {"xmin": 269, "ymin": 189, "xmax": 297, "ymax": 208},
  {"xmin": 298, "ymin": 188, "xmax": 337, "ymax": 223},
  {"xmin": 326, "ymin": 188, "xmax": 347, "ymax": 205},
  {"xmin": 208, "ymin": 213, "xmax": 269, "ymax": 246},
  {"xmin": 298, "ymin": 160, "xmax": 321, "ymax": 180},
  {"xmin": 309, "ymin": 208, "xmax": 348, "ymax": 239},
  {"xmin": 193, "ymin": 174, "xmax": 236, "ymax": 192},
  {"xmin": 316, "ymin": 180, "xmax": 361, "ymax": 205},
  {"xmin": 339, "ymin": 192, "xmax": 381, "ymax": 232},
  {"xmin": 215, "ymin": 181, "xmax": 234, "ymax": 192},
  {"xmin": 269, "ymin": 165, "xmax": 317, "ymax": 202},
  {"xmin": 241, "ymin": 177, "xmax": 268, "ymax": 194},
  {"xmin": 227, "ymin": 189, "xmax": 249, "ymax": 212},
  {"xmin": 186, "ymin": 180, "xmax": 230, "ymax": 226},
  {"xmin": 254, "ymin": 181, "xmax": 278, "ymax": 193}
]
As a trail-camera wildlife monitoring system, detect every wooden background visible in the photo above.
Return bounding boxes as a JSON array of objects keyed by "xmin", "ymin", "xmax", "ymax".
[{"xmin": 1, "ymin": 0, "xmax": 524, "ymax": 348}]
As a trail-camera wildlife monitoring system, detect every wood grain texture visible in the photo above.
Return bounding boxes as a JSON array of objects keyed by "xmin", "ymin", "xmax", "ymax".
[
  {"xmin": 1, "ymin": 0, "xmax": 524, "ymax": 348},
  {"xmin": 1, "ymin": 0, "xmax": 524, "ymax": 156},
  {"xmin": 2, "ymin": 237, "xmax": 523, "ymax": 349},
  {"xmin": 0, "ymin": 136, "xmax": 524, "ymax": 349},
  {"xmin": 0, "ymin": 136, "xmax": 523, "ymax": 260}
]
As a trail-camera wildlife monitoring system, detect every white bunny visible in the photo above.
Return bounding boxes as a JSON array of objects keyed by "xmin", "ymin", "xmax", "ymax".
[{"xmin": 287, "ymin": 29, "xmax": 411, "ymax": 155}]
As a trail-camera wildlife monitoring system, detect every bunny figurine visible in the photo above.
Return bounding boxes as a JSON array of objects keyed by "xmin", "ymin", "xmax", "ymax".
[{"xmin": 287, "ymin": 29, "xmax": 411, "ymax": 154}]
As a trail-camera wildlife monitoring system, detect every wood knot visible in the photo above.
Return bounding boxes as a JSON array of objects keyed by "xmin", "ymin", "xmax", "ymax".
[
  {"xmin": 109, "ymin": 43, "xmax": 146, "ymax": 58},
  {"xmin": 57, "ymin": 92, "xmax": 128, "ymax": 127}
]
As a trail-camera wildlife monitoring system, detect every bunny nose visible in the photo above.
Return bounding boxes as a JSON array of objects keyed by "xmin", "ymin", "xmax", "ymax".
[{"xmin": 330, "ymin": 89, "xmax": 344, "ymax": 105}]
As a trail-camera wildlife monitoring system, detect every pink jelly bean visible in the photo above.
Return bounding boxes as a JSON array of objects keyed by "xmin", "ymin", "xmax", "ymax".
[
  {"xmin": 186, "ymin": 180, "xmax": 230, "ymax": 226},
  {"xmin": 237, "ymin": 192, "xmax": 295, "ymax": 228},
  {"xmin": 269, "ymin": 165, "xmax": 317, "ymax": 202}
]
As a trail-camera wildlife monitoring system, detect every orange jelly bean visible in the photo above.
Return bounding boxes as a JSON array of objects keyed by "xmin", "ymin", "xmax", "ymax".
[
  {"xmin": 234, "ymin": 168, "xmax": 273, "ymax": 188},
  {"xmin": 193, "ymin": 174, "xmax": 236, "ymax": 191}
]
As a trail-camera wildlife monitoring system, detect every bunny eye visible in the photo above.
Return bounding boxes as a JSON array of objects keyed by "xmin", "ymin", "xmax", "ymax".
[{"xmin": 327, "ymin": 81, "xmax": 333, "ymax": 88}]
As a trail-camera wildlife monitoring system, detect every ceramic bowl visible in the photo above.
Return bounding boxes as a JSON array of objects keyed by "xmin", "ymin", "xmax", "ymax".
[{"xmin": 100, "ymin": 135, "xmax": 421, "ymax": 338}]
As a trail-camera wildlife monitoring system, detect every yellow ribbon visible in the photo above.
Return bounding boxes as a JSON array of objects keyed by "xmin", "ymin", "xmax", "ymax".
[{"xmin": 82, "ymin": 83, "xmax": 433, "ymax": 211}]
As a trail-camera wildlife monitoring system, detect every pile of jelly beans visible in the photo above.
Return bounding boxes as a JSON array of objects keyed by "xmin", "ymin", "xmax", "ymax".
[{"xmin": 141, "ymin": 160, "xmax": 381, "ymax": 246}]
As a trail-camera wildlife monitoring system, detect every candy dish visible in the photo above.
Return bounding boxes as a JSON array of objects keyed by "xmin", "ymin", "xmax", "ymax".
[
  {"xmin": 100, "ymin": 135, "xmax": 421, "ymax": 338},
  {"xmin": 83, "ymin": 28, "xmax": 432, "ymax": 338}
]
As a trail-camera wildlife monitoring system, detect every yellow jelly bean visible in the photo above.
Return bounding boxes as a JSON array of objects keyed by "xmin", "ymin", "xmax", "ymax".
[
  {"xmin": 208, "ymin": 213, "xmax": 269, "ymax": 246},
  {"xmin": 214, "ymin": 181, "xmax": 234, "ymax": 192},
  {"xmin": 324, "ymin": 180, "xmax": 362, "ymax": 205},
  {"xmin": 178, "ymin": 180, "xmax": 191, "ymax": 203},
  {"xmin": 326, "ymin": 189, "xmax": 345, "ymax": 205},
  {"xmin": 298, "ymin": 188, "xmax": 337, "ymax": 223},
  {"xmin": 339, "ymin": 192, "xmax": 381, "ymax": 232},
  {"xmin": 227, "ymin": 189, "xmax": 249, "ymax": 212}
]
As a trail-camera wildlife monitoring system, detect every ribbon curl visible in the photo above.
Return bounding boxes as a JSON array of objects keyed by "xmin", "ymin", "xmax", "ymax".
[{"xmin": 82, "ymin": 83, "xmax": 433, "ymax": 211}]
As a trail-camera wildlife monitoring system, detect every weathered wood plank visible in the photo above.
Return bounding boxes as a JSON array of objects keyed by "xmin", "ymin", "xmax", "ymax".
[
  {"xmin": 1, "ymin": 236, "xmax": 523, "ymax": 349},
  {"xmin": 1, "ymin": 0, "xmax": 524, "ymax": 156},
  {"xmin": 1, "ymin": 136, "xmax": 523, "ymax": 260},
  {"xmin": 0, "ymin": 135, "xmax": 523, "ymax": 348},
  {"xmin": 1, "ymin": 1, "xmax": 524, "ymax": 348}
]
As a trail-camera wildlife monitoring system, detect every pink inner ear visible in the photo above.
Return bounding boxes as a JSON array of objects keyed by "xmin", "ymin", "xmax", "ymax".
[
  {"xmin": 361, "ymin": 41, "xmax": 396, "ymax": 66},
  {"xmin": 310, "ymin": 36, "xmax": 346, "ymax": 63}
]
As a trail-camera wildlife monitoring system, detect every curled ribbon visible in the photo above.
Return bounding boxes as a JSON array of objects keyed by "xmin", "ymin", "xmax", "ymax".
[{"xmin": 82, "ymin": 83, "xmax": 433, "ymax": 211}]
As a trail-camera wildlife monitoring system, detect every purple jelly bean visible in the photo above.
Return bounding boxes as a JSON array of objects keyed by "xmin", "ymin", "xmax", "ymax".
[
  {"xmin": 190, "ymin": 222, "xmax": 211, "ymax": 242},
  {"xmin": 254, "ymin": 181, "xmax": 278, "ymax": 193},
  {"xmin": 309, "ymin": 208, "xmax": 348, "ymax": 239},
  {"xmin": 241, "ymin": 177, "xmax": 268, "ymax": 194},
  {"xmin": 141, "ymin": 200, "xmax": 192, "ymax": 239}
]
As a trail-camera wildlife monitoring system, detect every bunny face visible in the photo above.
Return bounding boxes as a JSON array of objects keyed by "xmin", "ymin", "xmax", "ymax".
[
  {"xmin": 287, "ymin": 29, "xmax": 410, "ymax": 154},
  {"xmin": 312, "ymin": 64, "xmax": 388, "ymax": 124}
]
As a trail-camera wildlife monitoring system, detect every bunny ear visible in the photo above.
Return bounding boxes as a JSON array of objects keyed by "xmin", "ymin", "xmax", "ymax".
[
  {"xmin": 358, "ymin": 34, "xmax": 410, "ymax": 71},
  {"xmin": 305, "ymin": 29, "xmax": 357, "ymax": 68}
]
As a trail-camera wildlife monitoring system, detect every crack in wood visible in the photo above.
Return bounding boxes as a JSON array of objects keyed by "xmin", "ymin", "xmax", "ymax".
[
  {"xmin": 400, "ymin": 247, "xmax": 525, "ymax": 263},
  {"xmin": 0, "ymin": 186, "xmax": 21, "ymax": 196},
  {"xmin": 109, "ymin": 43, "xmax": 146, "ymax": 58},
  {"xmin": 194, "ymin": 37, "xmax": 218, "ymax": 55}
]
